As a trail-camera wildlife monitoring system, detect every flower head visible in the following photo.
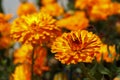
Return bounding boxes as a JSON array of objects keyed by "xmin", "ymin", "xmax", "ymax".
[
  {"xmin": 10, "ymin": 12, "xmax": 61, "ymax": 45},
  {"xmin": 17, "ymin": 2, "xmax": 37, "ymax": 16},
  {"xmin": 51, "ymin": 30, "xmax": 101, "ymax": 64}
]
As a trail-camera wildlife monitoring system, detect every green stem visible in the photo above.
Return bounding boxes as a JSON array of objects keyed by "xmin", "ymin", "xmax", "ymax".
[{"xmin": 79, "ymin": 63, "xmax": 96, "ymax": 80}]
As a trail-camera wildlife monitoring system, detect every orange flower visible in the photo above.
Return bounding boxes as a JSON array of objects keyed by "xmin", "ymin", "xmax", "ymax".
[
  {"xmin": 17, "ymin": 2, "xmax": 37, "ymax": 16},
  {"xmin": 0, "ymin": 36, "xmax": 11, "ymax": 49},
  {"xmin": 96, "ymin": 44, "xmax": 118, "ymax": 63},
  {"xmin": 10, "ymin": 12, "xmax": 61, "ymax": 45},
  {"xmin": 41, "ymin": 0, "xmax": 56, "ymax": 5},
  {"xmin": 0, "ymin": 13, "xmax": 12, "ymax": 36},
  {"xmin": 88, "ymin": 3, "xmax": 115, "ymax": 21},
  {"xmin": 111, "ymin": 2, "xmax": 120, "ymax": 14},
  {"xmin": 75, "ymin": 0, "xmax": 119, "ymax": 20},
  {"xmin": 40, "ymin": 3, "xmax": 64, "ymax": 17},
  {"xmin": 51, "ymin": 30, "xmax": 101, "ymax": 64},
  {"xmin": 0, "ymin": 13, "xmax": 12, "ymax": 49},
  {"xmin": 56, "ymin": 11, "xmax": 89, "ymax": 31},
  {"xmin": 75, "ymin": 0, "xmax": 111, "ymax": 10},
  {"xmin": 0, "ymin": 13, "xmax": 12, "ymax": 22}
]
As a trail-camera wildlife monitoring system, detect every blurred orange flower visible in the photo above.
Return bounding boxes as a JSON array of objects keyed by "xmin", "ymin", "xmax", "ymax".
[
  {"xmin": 75, "ymin": 0, "xmax": 120, "ymax": 21},
  {"xmin": 0, "ymin": 13, "xmax": 12, "ymax": 22},
  {"xmin": 56, "ymin": 11, "xmax": 89, "ymax": 31},
  {"xmin": 0, "ymin": 13, "xmax": 12, "ymax": 49},
  {"xmin": 41, "ymin": 0, "xmax": 56, "ymax": 5},
  {"xmin": 17, "ymin": 2, "xmax": 37, "ymax": 16},
  {"xmin": 96, "ymin": 44, "xmax": 119, "ymax": 63},
  {"xmin": 75, "ymin": 0, "xmax": 111, "ymax": 10},
  {"xmin": 0, "ymin": 36, "xmax": 11, "ymax": 49},
  {"xmin": 10, "ymin": 12, "xmax": 61, "ymax": 45},
  {"xmin": 40, "ymin": 3, "xmax": 64, "ymax": 17},
  {"xmin": 51, "ymin": 30, "xmax": 101, "ymax": 64},
  {"xmin": 88, "ymin": 3, "xmax": 115, "ymax": 21}
]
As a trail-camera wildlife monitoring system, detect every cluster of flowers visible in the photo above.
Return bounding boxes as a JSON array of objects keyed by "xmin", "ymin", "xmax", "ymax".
[{"xmin": 0, "ymin": 0, "xmax": 120, "ymax": 80}]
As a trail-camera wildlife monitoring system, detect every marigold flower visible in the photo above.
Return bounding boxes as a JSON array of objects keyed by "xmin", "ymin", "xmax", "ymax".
[
  {"xmin": 0, "ymin": 13, "xmax": 12, "ymax": 49},
  {"xmin": 10, "ymin": 12, "xmax": 61, "ymax": 45},
  {"xmin": 88, "ymin": 3, "xmax": 115, "ymax": 21},
  {"xmin": 51, "ymin": 30, "xmax": 101, "ymax": 64},
  {"xmin": 56, "ymin": 11, "xmax": 89, "ymax": 31},
  {"xmin": 96, "ymin": 44, "xmax": 118, "ymax": 63},
  {"xmin": 40, "ymin": 3, "xmax": 64, "ymax": 17},
  {"xmin": 75, "ymin": 0, "xmax": 111, "ymax": 10},
  {"xmin": 17, "ymin": 2, "xmax": 37, "ymax": 16},
  {"xmin": 41, "ymin": 0, "xmax": 56, "ymax": 5},
  {"xmin": 0, "ymin": 13, "xmax": 12, "ymax": 36}
]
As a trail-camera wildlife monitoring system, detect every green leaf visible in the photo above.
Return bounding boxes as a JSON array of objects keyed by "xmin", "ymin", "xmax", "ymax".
[{"xmin": 98, "ymin": 64, "xmax": 112, "ymax": 78}]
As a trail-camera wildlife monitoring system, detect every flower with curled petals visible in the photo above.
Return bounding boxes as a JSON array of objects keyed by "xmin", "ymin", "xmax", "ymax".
[
  {"xmin": 10, "ymin": 12, "xmax": 61, "ymax": 45},
  {"xmin": 51, "ymin": 30, "xmax": 102, "ymax": 64}
]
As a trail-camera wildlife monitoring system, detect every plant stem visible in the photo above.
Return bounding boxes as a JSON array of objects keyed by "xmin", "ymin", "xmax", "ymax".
[{"xmin": 79, "ymin": 63, "xmax": 96, "ymax": 80}]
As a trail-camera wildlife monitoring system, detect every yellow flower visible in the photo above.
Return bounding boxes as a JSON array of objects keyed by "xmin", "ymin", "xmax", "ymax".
[
  {"xmin": 40, "ymin": 3, "xmax": 64, "ymax": 17},
  {"xmin": 10, "ymin": 12, "xmax": 61, "ymax": 45},
  {"xmin": 96, "ymin": 44, "xmax": 118, "ymax": 63},
  {"xmin": 56, "ymin": 11, "xmax": 89, "ymax": 31},
  {"xmin": 51, "ymin": 30, "xmax": 101, "ymax": 64},
  {"xmin": 41, "ymin": 0, "xmax": 56, "ymax": 5},
  {"xmin": 17, "ymin": 2, "xmax": 37, "ymax": 16}
]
